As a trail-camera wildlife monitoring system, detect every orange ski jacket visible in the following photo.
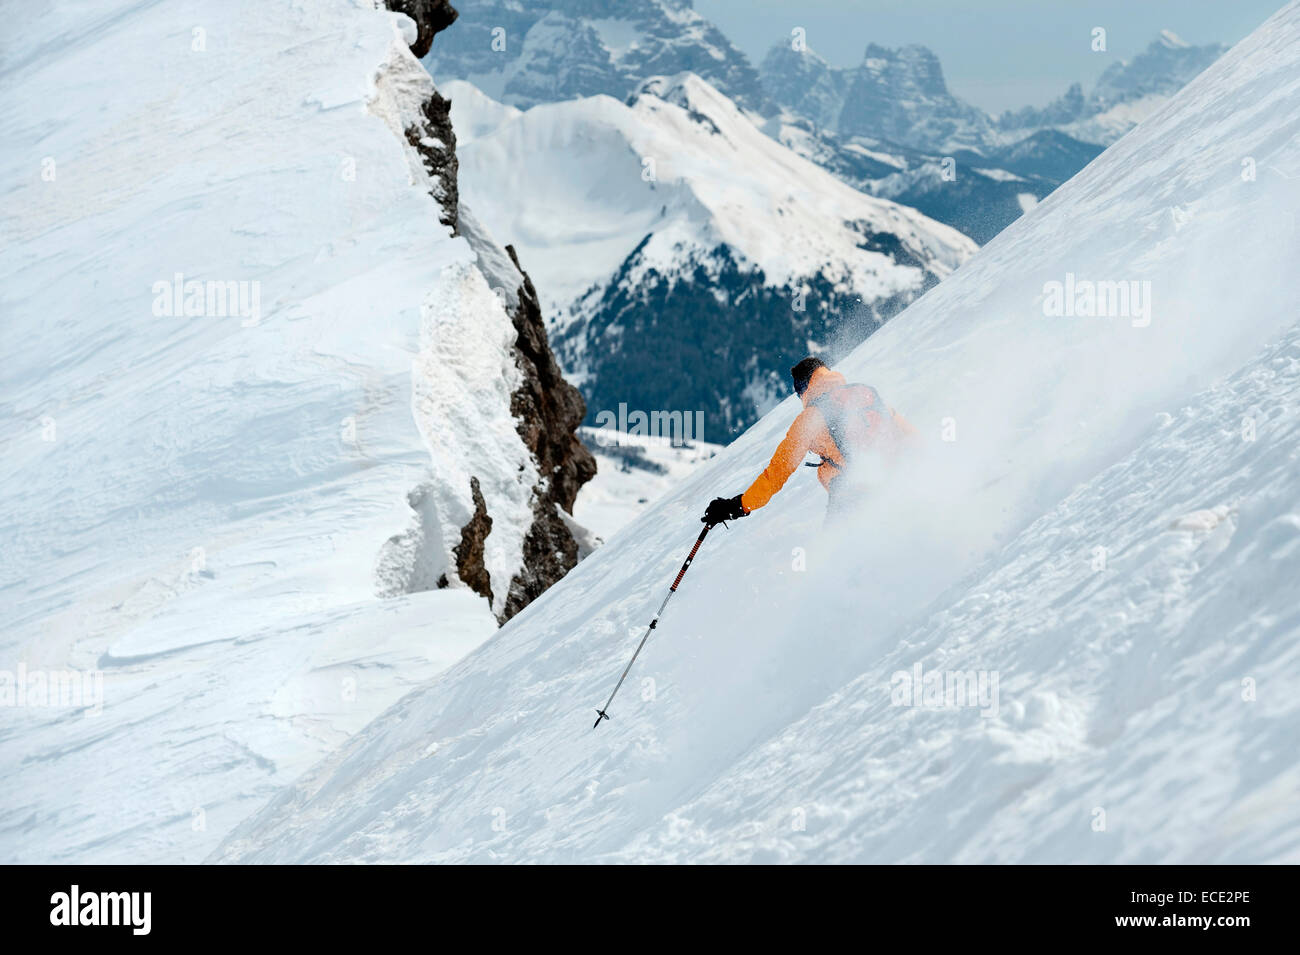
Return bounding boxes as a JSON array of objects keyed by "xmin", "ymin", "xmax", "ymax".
[{"xmin": 740, "ymin": 366, "xmax": 915, "ymax": 513}]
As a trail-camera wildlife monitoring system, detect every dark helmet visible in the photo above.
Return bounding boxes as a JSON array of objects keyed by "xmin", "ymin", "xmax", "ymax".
[{"xmin": 790, "ymin": 356, "xmax": 827, "ymax": 396}]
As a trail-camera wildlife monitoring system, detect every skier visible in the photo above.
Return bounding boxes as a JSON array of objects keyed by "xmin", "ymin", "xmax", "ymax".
[{"xmin": 702, "ymin": 357, "xmax": 916, "ymax": 525}]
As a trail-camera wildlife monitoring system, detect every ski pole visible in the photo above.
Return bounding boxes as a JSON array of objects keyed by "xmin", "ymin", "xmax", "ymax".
[{"xmin": 593, "ymin": 522, "xmax": 713, "ymax": 729}]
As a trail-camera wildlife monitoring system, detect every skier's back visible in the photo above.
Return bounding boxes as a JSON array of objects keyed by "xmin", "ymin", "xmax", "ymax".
[{"xmin": 702, "ymin": 357, "xmax": 915, "ymax": 524}]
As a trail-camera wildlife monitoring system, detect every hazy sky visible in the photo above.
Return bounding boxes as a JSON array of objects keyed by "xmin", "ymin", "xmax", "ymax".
[{"xmin": 694, "ymin": 0, "xmax": 1284, "ymax": 113}]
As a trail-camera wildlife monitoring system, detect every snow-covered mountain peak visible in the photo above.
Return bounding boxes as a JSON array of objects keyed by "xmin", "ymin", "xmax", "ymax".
[
  {"xmin": 426, "ymin": 0, "xmax": 767, "ymax": 112},
  {"xmin": 451, "ymin": 71, "xmax": 966, "ymax": 303},
  {"xmin": 629, "ymin": 70, "xmax": 751, "ymax": 120},
  {"xmin": 758, "ymin": 36, "xmax": 995, "ymax": 151},
  {"xmin": 448, "ymin": 72, "xmax": 976, "ymax": 431}
]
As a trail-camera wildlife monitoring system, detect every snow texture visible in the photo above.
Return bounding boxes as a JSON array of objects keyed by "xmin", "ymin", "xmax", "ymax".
[
  {"xmin": 0, "ymin": 0, "xmax": 534, "ymax": 862},
  {"xmin": 214, "ymin": 2, "xmax": 1300, "ymax": 864}
]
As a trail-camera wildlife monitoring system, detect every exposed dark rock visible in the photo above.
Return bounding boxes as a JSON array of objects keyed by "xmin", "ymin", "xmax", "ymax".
[
  {"xmin": 505, "ymin": 245, "xmax": 597, "ymax": 515},
  {"xmin": 386, "ymin": 0, "xmax": 458, "ymax": 58},
  {"xmin": 499, "ymin": 245, "xmax": 598, "ymax": 623},
  {"xmin": 386, "ymin": 0, "xmax": 460, "ymax": 232},
  {"xmin": 381, "ymin": 0, "xmax": 596, "ymax": 625},
  {"xmin": 404, "ymin": 91, "xmax": 459, "ymax": 233},
  {"xmin": 452, "ymin": 476, "xmax": 494, "ymax": 604}
]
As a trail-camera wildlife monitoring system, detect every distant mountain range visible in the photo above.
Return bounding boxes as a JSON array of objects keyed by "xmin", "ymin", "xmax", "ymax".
[
  {"xmin": 761, "ymin": 28, "xmax": 1227, "ymax": 151},
  {"xmin": 429, "ymin": 3, "xmax": 1225, "ymax": 244},
  {"xmin": 753, "ymin": 29, "xmax": 1223, "ymax": 241},
  {"xmin": 762, "ymin": 40, "xmax": 996, "ymax": 151},
  {"xmin": 997, "ymin": 30, "xmax": 1227, "ymax": 143},
  {"xmin": 427, "ymin": 1, "xmax": 1229, "ymax": 430},
  {"xmin": 427, "ymin": 0, "xmax": 766, "ymax": 110}
]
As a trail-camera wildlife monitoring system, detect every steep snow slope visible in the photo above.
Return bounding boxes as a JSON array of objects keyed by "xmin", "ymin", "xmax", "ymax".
[
  {"xmin": 447, "ymin": 73, "xmax": 976, "ymax": 432},
  {"xmin": 214, "ymin": 1, "xmax": 1300, "ymax": 865},
  {"xmin": 0, "ymin": 1, "xmax": 553, "ymax": 862}
]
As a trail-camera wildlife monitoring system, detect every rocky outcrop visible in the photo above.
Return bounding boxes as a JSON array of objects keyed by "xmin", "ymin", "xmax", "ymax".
[
  {"xmin": 499, "ymin": 245, "xmax": 597, "ymax": 621},
  {"xmin": 505, "ymin": 245, "xmax": 595, "ymax": 517},
  {"xmin": 451, "ymin": 476, "xmax": 494, "ymax": 603},
  {"xmin": 759, "ymin": 40, "xmax": 995, "ymax": 151},
  {"xmin": 404, "ymin": 90, "xmax": 459, "ymax": 233},
  {"xmin": 836, "ymin": 44, "xmax": 995, "ymax": 152},
  {"xmin": 760, "ymin": 42, "xmax": 852, "ymax": 131},
  {"xmin": 383, "ymin": 0, "xmax": 596, "ymax": 625},
  {"xmin": 385, "ymin": 0, "xmax": 459, "ymax": 232},
  {"xmin": 385, "ymin": 0, "xmax": 458, "ymax": 58}
]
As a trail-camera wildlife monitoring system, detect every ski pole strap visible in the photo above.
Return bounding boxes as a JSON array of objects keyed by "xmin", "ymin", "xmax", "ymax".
[{"xmin": 672, "ymin": 524, "xmax": 710, "ymax": 591}]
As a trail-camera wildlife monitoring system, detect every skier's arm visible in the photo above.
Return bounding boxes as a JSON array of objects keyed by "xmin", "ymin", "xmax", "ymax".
[{"xmin": 740, "ymin": 412, "xmax": 811, "ymax": 512}]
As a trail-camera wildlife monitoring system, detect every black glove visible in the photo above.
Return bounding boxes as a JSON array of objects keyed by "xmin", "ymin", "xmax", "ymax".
[{"xmin": 702, "ymin": 494, "xmax": 747, "ymax": 526}]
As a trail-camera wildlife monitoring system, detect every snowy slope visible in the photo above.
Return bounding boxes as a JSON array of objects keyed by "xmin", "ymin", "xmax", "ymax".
[
  {"xmin": 214, "ymin": 1, "xmax": 1300, "ymax": 864},
  {"xmin": 0, "ymin": 1, "xmax": 546, "ymax": 862}
]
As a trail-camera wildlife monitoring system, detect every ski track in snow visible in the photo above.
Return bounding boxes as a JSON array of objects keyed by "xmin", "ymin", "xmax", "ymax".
[{"xmin": 212, "ymin": 4, "xmax": 1300, "ymax": 863}]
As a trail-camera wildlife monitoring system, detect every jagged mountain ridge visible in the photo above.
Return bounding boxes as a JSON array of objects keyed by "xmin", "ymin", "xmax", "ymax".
[
  {"xmin": 997, "ymin": 30, "xmax": 1229, "ymax": 143},
  {"xmin": 761, "ymin": 28, "xmax": 1228, "ymax": 150},
  {"xmin": 754, "ymin": 28, "xmax": 1226, "ymax": 239},
  {"xmin": 766, "ymin": 116, "xmax": 1104, "ymax": 245},
  {"xmin": 425, "ymin": 0, "xmax": 767, "ymax": 111}
]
